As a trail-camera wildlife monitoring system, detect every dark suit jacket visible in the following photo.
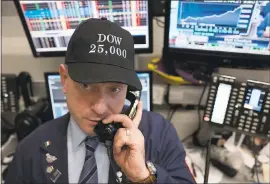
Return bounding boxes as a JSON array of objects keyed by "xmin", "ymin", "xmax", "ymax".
[{"xmin": 5, "ymin": 110, "xmax": 196, "ymax": 183}]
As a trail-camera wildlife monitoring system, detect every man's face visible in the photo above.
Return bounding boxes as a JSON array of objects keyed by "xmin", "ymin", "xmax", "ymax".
[{"xmin": 59, "ymin": 64, "xmax": 127, "ymax": 136}]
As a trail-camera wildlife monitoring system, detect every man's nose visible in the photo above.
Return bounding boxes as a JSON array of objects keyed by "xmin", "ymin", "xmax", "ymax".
[{"xmin": 90, "ymin": 95, "xmax": 108, "ymax": 116}]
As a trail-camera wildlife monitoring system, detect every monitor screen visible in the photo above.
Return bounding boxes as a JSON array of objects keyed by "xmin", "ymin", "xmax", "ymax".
[
  {"xmin": 244, "ymin": 88, "xmax": 265, "ymax": 112},
  {"xmin": 45, "ymin": 72, "xmax": 152, "ymax": 119},
  {"xmin": 211, "ymin": 83, "xmax": 232, "ymax": 124},
  {"xmin": 15, "ymin": 0, "xmax": 152, "ymax": 56},
  {"xmin": 168, "ymin": 0, "xmax": 270, "ymax": 56}
]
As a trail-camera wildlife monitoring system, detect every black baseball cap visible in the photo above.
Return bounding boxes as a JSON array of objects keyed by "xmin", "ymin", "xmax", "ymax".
[{"xmin": 65, "ymin": 18, "xmax": 142, "ymax": 91}]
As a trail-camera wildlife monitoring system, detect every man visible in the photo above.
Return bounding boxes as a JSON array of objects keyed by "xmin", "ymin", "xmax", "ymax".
[{"xmin": 5, "ymin": 18, "xmax": 195, "ymax": 183}]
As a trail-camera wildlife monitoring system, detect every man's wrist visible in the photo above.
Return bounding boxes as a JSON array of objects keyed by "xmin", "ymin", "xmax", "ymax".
[
  {"xmin": 128, "ymin": 161, "xmax": 157, "ymax": 183},
  {"xmin": 128, "ymin": 167, "xmax": 150, "ymax": 182}
]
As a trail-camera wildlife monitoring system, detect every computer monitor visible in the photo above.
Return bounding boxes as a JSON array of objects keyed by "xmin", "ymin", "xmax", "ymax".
[
  {"xmin": 14, "ymin": 0, "xmax": 153, "ymax": 57},
  {"xmin": 44, "ymin": 71, "xmax": 152, "ymax": 120},
  {"xmin": 163, "ymin": 0, "xmax": 270, "ymax": 69}
]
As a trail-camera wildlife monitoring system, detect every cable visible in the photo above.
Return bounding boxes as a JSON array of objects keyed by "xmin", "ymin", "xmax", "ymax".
[
  {"xmin": 197, "ymin": 81, "xmax": 208, "ymax": 132},
  {"xmin": 166, "ymin": 106, "xmax": 173, "ymax": 120},
  {"xmin": 168, "ymin": 106, "xmax": 178, "ymax": 122},
  {"xmin": 186, "ymin": 154, "xmax": 204, "ymax": 177},
  {"xmin": 105, "ymin": 140, "xmax": 123, "ymax": 184},
  {"xmin": 154, "ymin": 17, "xmax": 164, "ymax": 28},
  {"xmin": 251, "ymin": 137, "xmax": 261, "ymax": 184},
  {"xmin": 254, "ymin": 154, "xmax": 260, "ymax": 184},
  {"xmin": 165, "ymin": 84, "xmax": 176, "ymax": 122},
  {"xmin": 203, "ymin": 137, "xmax": 212, "ymax": 184},
  {"xmin": 192, "ymin": 80, "xmax": 209, "ymax": 147}
]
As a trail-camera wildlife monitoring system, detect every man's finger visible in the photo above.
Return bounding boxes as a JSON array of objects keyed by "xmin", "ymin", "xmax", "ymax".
[
  {"xmin": 113, "ymin": 128, "xmax": 130, "ymax": 156},
  {"xmin": 133, "ymin": 101, "xmax": 143, "ymax": 128},
  {"xmin": 102, "ymin": 114, "xmax": 134, "ymax": 128}
]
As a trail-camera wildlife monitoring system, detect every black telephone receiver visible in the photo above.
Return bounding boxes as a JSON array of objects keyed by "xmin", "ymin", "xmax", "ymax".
[{"xmin": 94, "ymin": 90, "xmax": 141, "ymax": 143}]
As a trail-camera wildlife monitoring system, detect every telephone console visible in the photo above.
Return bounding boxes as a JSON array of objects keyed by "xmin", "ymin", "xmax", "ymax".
[
  {"xmin": 1, "ymin": 74, "xmax": 19, "ymax": 113},
  {"xmin": 203, "ymin": 75, "xmax": 270, "ymax": 139}
]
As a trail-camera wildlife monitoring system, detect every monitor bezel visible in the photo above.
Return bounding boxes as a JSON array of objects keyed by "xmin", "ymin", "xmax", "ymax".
[
  {"xmin": 163, "ymin": 0, "xmax": 270, "ymax": 70},
  {"xmin": 14, "ymin": 0, "xmax": 153, "ymax": 57},
  {"xmin": 44, "ymin": 72, "xmax": 61, "ymax": 120},
  {"xmin": 136, "ymin": 70, "xmax": 153, "ymax": 112},
  {"xmin": 44, "ymin": 71, "xmax": 153, "ymax": 120}
]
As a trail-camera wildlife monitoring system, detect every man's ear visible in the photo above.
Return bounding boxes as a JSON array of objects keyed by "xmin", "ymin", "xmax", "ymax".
[{"xmin": 59, "ymin": 64, "xmax": 68, "ymax": 94}]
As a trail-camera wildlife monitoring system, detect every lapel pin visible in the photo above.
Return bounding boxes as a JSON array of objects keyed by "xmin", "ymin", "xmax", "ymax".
[
  {"xmin": 44, "ymin": 141, "xmax": 51, "ymax": 147},
  {"xmin": 46, "ymin": 166, "xmax": 54, "ymax": 174},
  {"xmin": 116, "ymin": 171, "xmax": 123, "ymax": 183},
  {"xmin": 50, "ymin": 169, "xmax": 62, "ymax": 183},
  {"xmin": 46, "ymin": 153, "xmax": 57, "ymax": 163}
]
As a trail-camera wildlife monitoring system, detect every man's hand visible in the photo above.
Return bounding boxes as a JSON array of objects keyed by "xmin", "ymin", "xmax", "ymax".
[{"xmin": 102, "ymin": 101, "xmax": 150, "ymax": 182}]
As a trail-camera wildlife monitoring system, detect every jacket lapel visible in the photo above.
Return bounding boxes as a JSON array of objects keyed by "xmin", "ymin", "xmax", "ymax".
[
  {"xmin": 38, "ymin": 111, "xmax": 135, "ymax": 184},
  {"xmin": 108, "ymin": 164, "xmax": 117, "ymax": 184},
  {"xmin": 107, "ymin": 149, "xmax": 130, "ymax": 184},
  {"xmin": 40, "ymin": 113, "xmax": 70, "ymax": 184}
]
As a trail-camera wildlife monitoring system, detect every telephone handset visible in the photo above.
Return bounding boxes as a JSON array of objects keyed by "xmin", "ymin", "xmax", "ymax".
[
  {"xmin": 93, "ymin": 90, "xmax": 141, "ymax": 143},
  {"xmin": 93, "ymin": 90, "xmax": 141, "ymax": 183}
]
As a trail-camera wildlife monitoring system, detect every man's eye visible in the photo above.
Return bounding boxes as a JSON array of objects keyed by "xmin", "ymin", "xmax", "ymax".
[
  {"xmin": 80, "ymin": 84, "xmax": 91, "ymax": 91},
  {"xmin": 111, "ymin": 87, "xmax": 121, "ymax": 93}
]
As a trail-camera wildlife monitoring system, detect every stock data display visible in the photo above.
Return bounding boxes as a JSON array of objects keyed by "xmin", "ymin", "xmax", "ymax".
[
  {"xmin": 168, "ymin": 0, "xmax": 270, "ymax": 56},
  {"xmin": 18, "ymin": 1, "xmax": 150, "ymax": 53}
]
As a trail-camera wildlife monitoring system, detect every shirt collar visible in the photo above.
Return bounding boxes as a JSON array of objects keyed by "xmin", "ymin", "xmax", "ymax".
[{"xmin": 68, "ymin": 116, "xmax": 88, "ymax": 149}]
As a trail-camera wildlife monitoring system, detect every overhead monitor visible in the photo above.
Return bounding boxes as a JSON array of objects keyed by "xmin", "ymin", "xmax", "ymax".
[
  {"xmin": 14, "ymin": 0, "xmax": 153, "ymax": 57},
  {"xmin": 44, "ymin": 71, "xmax": 152, "ymax": 120},
  {"xmin": 164, "ymin": 0, "xmax": 270, "ymax": 69}
]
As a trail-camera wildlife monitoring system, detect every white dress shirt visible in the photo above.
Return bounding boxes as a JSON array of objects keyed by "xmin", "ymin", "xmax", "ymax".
[{"xmin": 67, "ymin": 116, "xmax": 110, "ymax": 183}]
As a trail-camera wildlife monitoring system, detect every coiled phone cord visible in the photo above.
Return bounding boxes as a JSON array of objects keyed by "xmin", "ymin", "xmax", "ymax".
[{"xmin": 105, "ymin": 140, "xmax": 124, "ymax": 184}]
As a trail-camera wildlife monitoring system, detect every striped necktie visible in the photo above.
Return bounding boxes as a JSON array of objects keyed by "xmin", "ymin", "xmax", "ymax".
[{"xmin": 79, "ymin": 136, "xmax": 99, "ymax": 184}]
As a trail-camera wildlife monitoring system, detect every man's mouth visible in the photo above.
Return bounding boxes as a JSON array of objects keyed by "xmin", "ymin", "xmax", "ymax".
[{"xmin": 85, "ymin": 119, "xmax": 101, "ymax": 126}]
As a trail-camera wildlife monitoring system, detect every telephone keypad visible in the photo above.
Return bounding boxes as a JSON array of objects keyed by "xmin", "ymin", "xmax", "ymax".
[
  {"xmin": 262, "ymin": 116, "xmax": 267, "ymax": 123},
  {"xmin": 235, "ymin": 110, "xmax": 239, "ymax": 117},
  {"xmin": 251, "ymin": 126, "xmax": 257, "ymax": 130},
  {"xmin": 204, "ymin": 76, "xmax": 270, "ymax": 139}
]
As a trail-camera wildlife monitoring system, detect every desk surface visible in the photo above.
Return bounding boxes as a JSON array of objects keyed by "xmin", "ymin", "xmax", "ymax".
[{"xmin": 183, "ymin": 139, "xmax": 267, "ymax": 184}]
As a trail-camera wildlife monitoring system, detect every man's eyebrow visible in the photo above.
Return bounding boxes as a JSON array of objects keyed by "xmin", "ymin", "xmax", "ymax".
[{"xmin": 108, "ymin": 83, "xmax": 125, "ymax": 86}]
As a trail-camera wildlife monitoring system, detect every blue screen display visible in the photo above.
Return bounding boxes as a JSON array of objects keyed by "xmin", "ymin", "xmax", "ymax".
[
  {"xmin": 168, "ymin": 0, "xmax": 270, "ymax": 56},
  {"xmin": 244, "ymin": 88, "xmax": 265, "ymax": 112}
]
